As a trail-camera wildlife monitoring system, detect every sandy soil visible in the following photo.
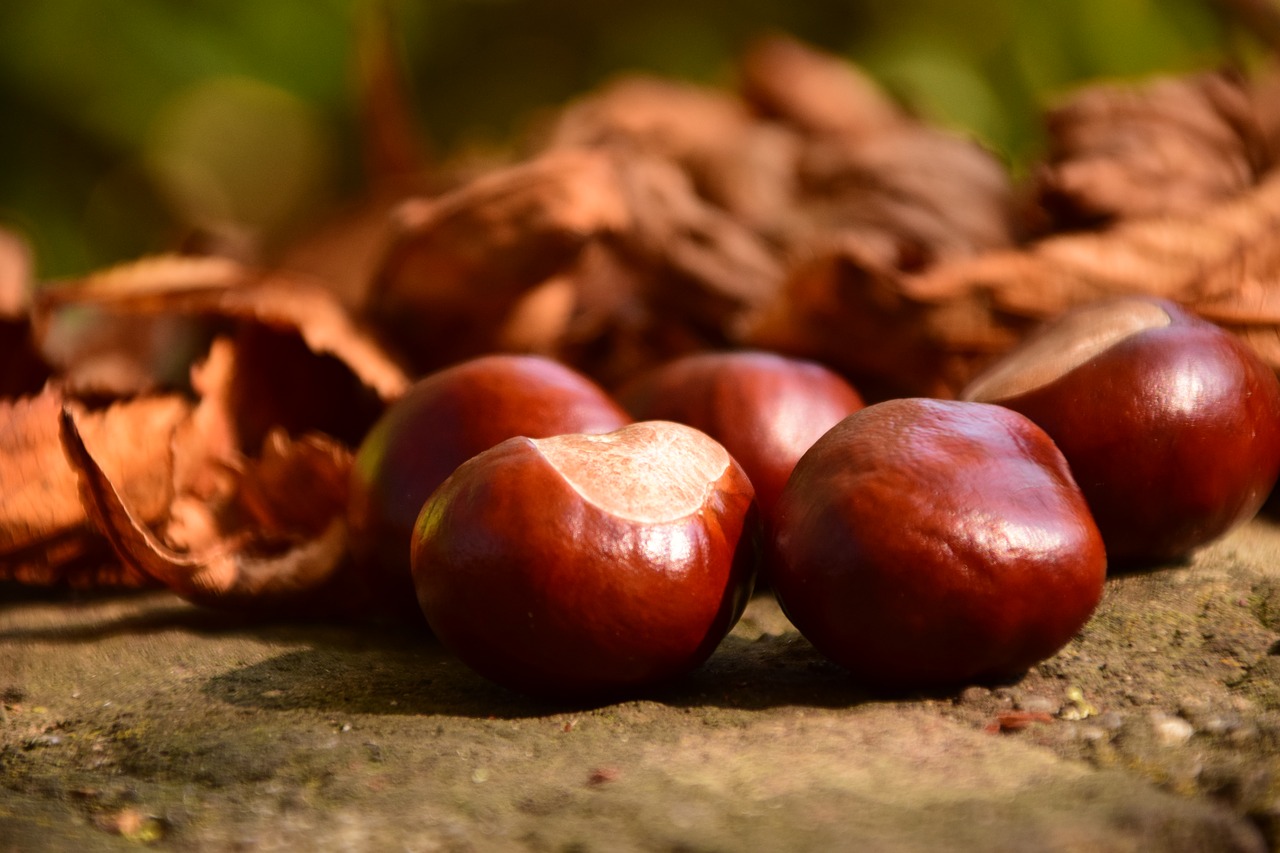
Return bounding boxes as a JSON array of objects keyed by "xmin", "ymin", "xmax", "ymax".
[{"xmin": 4, "ymin": 520, "xmax": 1280, "ymax": 851}]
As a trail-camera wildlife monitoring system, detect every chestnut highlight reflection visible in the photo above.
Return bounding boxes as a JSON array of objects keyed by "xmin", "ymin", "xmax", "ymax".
[
  {"xmin": 963, "ymin": 297, "xmax": 1280, "ymax": 565},
  {"xmin": 768, "ymin": 398, "xmax": 1106, "ymax": 689},
  {"xmin": 618, "ymin": 350, "xmax": 863, "ymax": 524},
  {"xmin": 347, "ymin": 354, "xmax": 630, "ymax": 618},
  {"xmin": 411, "ymin": 421, "xmax": 759, "ymax": 699}
]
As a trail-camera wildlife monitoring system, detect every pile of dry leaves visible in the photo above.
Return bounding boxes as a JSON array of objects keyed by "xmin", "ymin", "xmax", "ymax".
[{"xmin": 5, "ymin": 33, "xmax": 1280, "ymax": 618}]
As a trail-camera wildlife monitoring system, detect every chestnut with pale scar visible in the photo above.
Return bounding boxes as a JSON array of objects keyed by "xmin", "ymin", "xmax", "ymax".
[
  {"xmin": 347, "ymin": 354, "xmax": 631, "ymax": 622},
  {"xmin": 410, "ymin": 420, "xmax": 759, "ymax": 699},
  {"xmin": 963, "ymin": 296, "xmax": 1280, "ymax": 565}
]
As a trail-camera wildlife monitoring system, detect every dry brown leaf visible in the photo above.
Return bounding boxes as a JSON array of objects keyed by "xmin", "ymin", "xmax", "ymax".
[
  {"xmin": 212, "ymin": 274, "xmax": 410, "ymax": 403},
  {"xmin": 37, "ymin": 255, "xmax": 408, "ymax": 402},
  {"xmin": 273, "ymin": 190, "xmax": 408, "ymax": 312},
  {"xmin": 0, "ymin": 389, "xmax": 188, "ymax": 557},
  {"xmin": 740, "ymin": 237, "xmax": 977, "ymax": 400},
  {"xmin": 33, "ymin": 255, "xmax": 409, "ymax": 450},
  {"xmin": 370, "ymin": 144, "xmax": 786, "ymax": 386},
  {"xmin": 499, "ymin": 241, "xmax": 717, "ymax": 389},
  {"xmin": 792, "ymin": 126, "xmax": 1017, "ymax": 268},
  {"xmin": 235, "ymin": 429, "xmax": 352, "ymax": 539},
  {"xmin": 59, "ymin": 405, "xmax": 355, "ymax": 613},
  {"xmin": 911, "ymin": 167, "xmax": 1280, "ymax": 320},
  {"xmin": 37, "ymin": 306, "xmax": 209, "ymax": 399},
  {"xmin": 0, "ymin": 388, "xmax": 188, "ymax": 588},
  {"xmin": 0, "ymin": 545, "xmax": 148, "ymax": 589},
  {"xmin": 612, "ymin": 154, "xmax": 784, "ymax": 322},
  {"xmin": 169, "ymin": 337, "xmax": 241, "ymax": 505},
  {"xmin": 737, "ymin": 33, "xmax": 905, "ymax": 138},
  {"xmin": 737, "ymin": 37, "xmax": 1015, "ymax": 266},
  {"xmin": 367, "ymin": 148, "xmax": 632, "ymax": 371},
  {"xmin": 1035, "ymin": 70, "xmax": 1268, "ymax": 228},
  {"xmin": 541, "ymin": 75, "xmax": 801, "ymax": 233},
  {"xmin": 745, "ymin": 166, "xmax": 1280, "ymax": 398},
  {"xmin": 542, "ymin": 75, "xmax": 756, "ymax": 177}
]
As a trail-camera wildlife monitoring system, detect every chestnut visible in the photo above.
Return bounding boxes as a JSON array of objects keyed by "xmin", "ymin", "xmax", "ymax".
[
  {"xmin": 617, "ymin": 350, "xmax": 863, "ymax": 523},
  {"xmin": 348, "ymin": 354, "xmax": 630, "ymax": 614},
  {"xmin": 411, "ymin": 420, "xmax": 759, "ymax": 698},
  {"xmin": 769, "ymin": 398, "xmax": 1106, "ymax": 689},
  {"xmin": 962, "ymin": 297, "xmax": 1280, "ymax": 565}
]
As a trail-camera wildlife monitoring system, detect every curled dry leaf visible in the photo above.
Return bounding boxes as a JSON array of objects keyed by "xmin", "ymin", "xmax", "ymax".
[
  {"xmin": 368, "ymin": 148, "xmax": 632, "ymax": 371},
  {"xmin": 59, "ymin": 405, "xmax": 364, "ymax": 615},
  {"xmin": 35, "ymin": 254, "xmax": 409, "ymax": 446},
  {"xmin": 737, "ymin": 32, "xmax": 905, "ymax": 138},
  {"xmin": 1035, "ymin": 70, "xmax": 1269, "ymax": 228},
  {"xmin": 0, "ymin": 388, "xmax": 189, "ymax": 587},
  {"xmin": 747, "ymin": 167, "xmax": 1280, "ymax": 398},
  {"xmin": 792, "ymin": 127, "xmax": 1017, "ymax": 269},
  {"xmin": 611, "ymin": 153, "xmax": 783, "ymax": 325},
  {"xmin": 369, "ymin": 147, "xmax": 784, "ymax": 385},
  {"xmin": 735, "ymin": 35, "xmax": 1016, "ymax": 260},
  {"xmin": 369, "ymin": 37, "xmax": 1017, "ymax": 391},
  {"xmin": 37, "ymin": 255, "xmax": 409, "ymax": 401},
  {"xmin": 740, "ymin": 238, "xmax": 981, "ymax": 399},
  {"xmin": 235, "ymin": 429, "xmax": 351, "ymax": 539},
  {"xmin": 541, "ymin": 75, "xmax": 802, "ymax": 233},
  {"xmin": 38, "ymin": 307, "xmax": 209, "ymax": 399}
]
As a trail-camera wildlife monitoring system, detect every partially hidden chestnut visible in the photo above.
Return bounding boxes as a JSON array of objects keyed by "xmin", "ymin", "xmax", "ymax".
[
  {"xmin": 617, "ymin": 350, "xmax": 864, "ymax": 523},
  {"xmin": 348, "ymin": 354, "xmax": 630, "ymax": 615},
  {"xmin": 411, "ymin": 420, "xmax": 759, "ymax": 699},
  {"xmin": 962, "ymin": 297, "xmax": 1280, "ymax": 566},
  {"xmin": 769, "ymin": 398, "xmax": 1106, "ymax": 689}
]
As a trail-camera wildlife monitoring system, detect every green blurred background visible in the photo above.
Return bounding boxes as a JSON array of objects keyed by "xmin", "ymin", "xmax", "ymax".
[{"xmin": 0, "ymin": 0, "xmax": 1256, "ymax": 281}]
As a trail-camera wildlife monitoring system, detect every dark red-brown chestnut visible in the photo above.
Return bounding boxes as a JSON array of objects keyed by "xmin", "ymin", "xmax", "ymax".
[
  {"xmin": 348, "ymin": 354, "xmax": 630, "ymax": 616},
  {"xmin": 617, "ymin": 350, "xmax": 863, "ymax": 523},
  {"xmin": 962, "ymin": 297, "xmax": 1280, "ymax": 566},
  {"xmin": 769, "ymin": 398, "xmax": 1106, "ymax": 689},
  {"xmin": 411, "ymin": 420, "xmax": 759, "ymax": 699}
]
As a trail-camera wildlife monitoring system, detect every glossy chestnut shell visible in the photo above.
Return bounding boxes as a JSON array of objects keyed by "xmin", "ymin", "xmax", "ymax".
[
  {"xmin": 769, "ymin": 398, "xmax": 1106, "ymax": 689},
  {"xmin": 348, "ymin": 354, "xmax": 630, "ymax": 614},
  {"xmin": 411, "ymin": 421, "xmax": 759, "ymax": 699},
  {"xmin": 617, "ymin": 350, "xmax": 863, "ymax": 523},
  {"xmin": 963, "ymin": 297, "xmax": 1280, "ymax": 565}
]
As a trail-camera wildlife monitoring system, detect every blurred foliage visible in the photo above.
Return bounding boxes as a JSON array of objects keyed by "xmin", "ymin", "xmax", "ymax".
[{"xmin": 0, "ymin": 0, "xmax": 1253, "ymax": 279}]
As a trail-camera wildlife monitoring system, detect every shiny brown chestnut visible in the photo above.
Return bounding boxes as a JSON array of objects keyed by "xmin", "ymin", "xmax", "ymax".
[
  {"xmin": 962, "ymin": 297, "xmax": 1280, "ymax": 566},
  {"xmin": 617, "ymin": 350, "xmax": 864, "ymax": 523},
  {"xmin": 411, "ymin": 420, "xmax": 759, "ymax": 699},
  {"xmin": 348, "ymin": 354, "xmax": 630, "ymax": 614},
  {"xmin": 769, "ymin": 398, "xmax": 1106, "ymax": 689}
]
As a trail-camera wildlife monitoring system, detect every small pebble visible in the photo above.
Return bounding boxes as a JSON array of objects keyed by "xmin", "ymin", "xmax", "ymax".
[
  {"xmin": 1017, "ymin": 695, "xmax": 1057, "ymax": 715},
  {"xmin": 1150, "ymin": 712, "xmax": 1194, "ymax": 746}
]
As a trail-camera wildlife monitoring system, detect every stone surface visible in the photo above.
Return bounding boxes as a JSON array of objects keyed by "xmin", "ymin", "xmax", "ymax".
[{"xmin": 5, "ymin": 519, "xmax": 1280, "ymax": 851}]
